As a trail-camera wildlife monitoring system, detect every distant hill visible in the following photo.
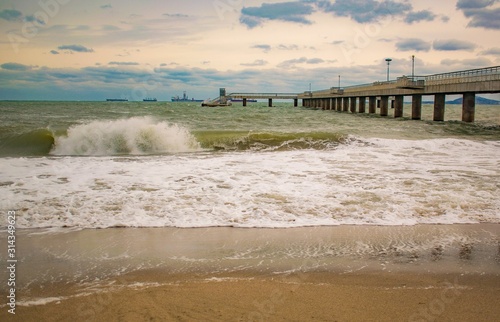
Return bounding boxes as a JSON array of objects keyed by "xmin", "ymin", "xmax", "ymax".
[
  {"xmin": 446, "ymin": 96, "xmax": 500, "ymax": 105},
  {"xmin": 422, "ymin": 96, "xmax": 500, "ymax": 105}
]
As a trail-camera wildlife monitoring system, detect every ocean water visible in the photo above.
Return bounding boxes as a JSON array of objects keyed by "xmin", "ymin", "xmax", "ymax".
[{"xmin": 1, "ymin": 100, "xmax": 499, "ymax": 229}]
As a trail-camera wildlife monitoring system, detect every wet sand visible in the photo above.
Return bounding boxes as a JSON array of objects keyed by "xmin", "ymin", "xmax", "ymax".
[{"xmin": 1, "ymin": 224, "xmax": 499, "ymax": 321}]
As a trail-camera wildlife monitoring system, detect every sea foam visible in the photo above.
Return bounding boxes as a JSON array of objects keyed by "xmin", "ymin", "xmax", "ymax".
[
  {"xmin": 51, "ymin": 117, "xmax": 200, "ymax": 156},
  {"xmin": 1, "ymin": 137, "xmax": 499, "ymax": 229}
]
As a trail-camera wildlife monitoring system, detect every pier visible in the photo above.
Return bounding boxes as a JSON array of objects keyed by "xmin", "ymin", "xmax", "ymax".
[
  {"xmin": 215, "ymin": 66, "xmax": 499, "ymax": 122},
  {"xmin": 300, "ymin": 65, "xmax": 500, "ymax": 122},
  {"xmin": 204, "ymin": 92, "xmax": 299, "ymax": 107}
]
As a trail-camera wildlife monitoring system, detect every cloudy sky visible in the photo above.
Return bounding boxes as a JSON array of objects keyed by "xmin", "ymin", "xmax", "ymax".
[{"xmin": 0, "ymin": 0, "xmax": 499, "ymax": 100}]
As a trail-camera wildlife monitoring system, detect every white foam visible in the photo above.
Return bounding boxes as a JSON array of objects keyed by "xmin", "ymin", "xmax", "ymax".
[
  {"xmin": 51, "ymin": 117, "xmax": 200, "ymax": 155},
  {"xmin": 1, "ymin": 137, "xmax": 499, "ymax": 229}
]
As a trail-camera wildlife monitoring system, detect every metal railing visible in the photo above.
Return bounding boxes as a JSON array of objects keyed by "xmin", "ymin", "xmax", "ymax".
[
  {"xmin": 228, "ymin": 93, "xmax": 299, "ymax": 99},
  {"xmin": 425, "ymin": 66, "xmax": 499, "ymax": 81}
]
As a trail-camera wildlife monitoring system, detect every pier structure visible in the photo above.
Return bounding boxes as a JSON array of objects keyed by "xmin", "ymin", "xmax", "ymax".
[
  {"xmin": 204, "ymin": 91, "xmax": 299, "ymax": 107},
  {"xmin": 300, "ymin": 66, "xmax": 500, "ymax": 122}
]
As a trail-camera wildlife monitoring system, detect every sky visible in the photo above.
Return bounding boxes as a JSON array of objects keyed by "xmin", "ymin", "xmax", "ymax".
[{"xmin": 0, "ymin": 0, "xmax": 499, "ymax": 101}]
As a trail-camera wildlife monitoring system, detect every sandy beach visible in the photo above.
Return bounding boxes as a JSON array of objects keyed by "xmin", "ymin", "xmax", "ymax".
[{"xmin": 1, "ymin": 224, "xmax": 499, "ymax": 321}]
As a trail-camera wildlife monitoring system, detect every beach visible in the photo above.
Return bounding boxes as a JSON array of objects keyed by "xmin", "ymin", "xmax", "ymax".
[
  {"xmin": 1, "ymin": 224, "xmax": 499, "ymax": 321},
  {"xmin": 1, "ymin": 102, "xmax": 499, "ymax": 320}
]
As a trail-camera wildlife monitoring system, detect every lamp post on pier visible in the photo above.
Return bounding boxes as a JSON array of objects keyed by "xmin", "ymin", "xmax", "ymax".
[
  {"xmin": 385, "ymin": 58, "xmax": 392, "ymax": 81},
  {"xmin": 411, "ymin": 55, "xmax": 415, "ymax": 80}
]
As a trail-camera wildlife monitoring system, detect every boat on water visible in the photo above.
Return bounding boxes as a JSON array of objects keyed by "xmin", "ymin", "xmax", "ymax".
[
  {"xmin": 106, "ymin": 98, "xmax": 128, "ymax": 102},
  {"xmin": 172, "ymin": 91, "xmax": 203, "ymax": 102},
  {"xmin": 143, "ymin": 98, "xmax": 158, "ymax": 102}
]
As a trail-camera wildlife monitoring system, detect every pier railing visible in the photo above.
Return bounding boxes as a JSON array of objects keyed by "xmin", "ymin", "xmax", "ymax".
[
  {"xmin": 228, "ymin": 93, "xmax": 299, "ymax": 99},
  {"xmin": 425, "ymin": 65, "xmax": 500, "ymax": 85}
]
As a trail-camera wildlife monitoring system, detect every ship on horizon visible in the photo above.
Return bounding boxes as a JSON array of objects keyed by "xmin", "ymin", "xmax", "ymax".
[
  {"xmin": 143, "ymin": 98, "xmax": 157, "ymax": 102},
  {"xmin": 172, "ymin": 91, "xmax": 203, "ymax": 102}
]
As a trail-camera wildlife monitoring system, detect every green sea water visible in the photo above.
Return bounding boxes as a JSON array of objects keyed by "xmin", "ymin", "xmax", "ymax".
[{"xmin": 1, "ymin": 100, "xmax": 499, "ymax": 157}]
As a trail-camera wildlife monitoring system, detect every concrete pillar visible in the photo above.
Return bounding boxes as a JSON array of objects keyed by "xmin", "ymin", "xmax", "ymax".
[
  {"xmin": 268, "ymin": 98, "xmax": 272, "ymax": 107},
  {"xmin": 412, "ymin": 95, "xmax": 422, "ymax": 120},
  {"xmin": 294, "ymin": 98, "xmax": 298, "ymax": 107},
  {"xmin": 337, "ymin": 98, "xmax": 342, "ymax": 111},
  {"xmin": 462, "ymin": 93, "xmax": 475, "ymax": 122},
  {"xmin": 326, "ymin": 98, "xmax": 331, "ymax": 110},
  {"xmin": 369, "ymin": 97, "xmax": 377, "ymax": 114},
  {"xmin": 433, "ymin": 94, "xmax": 446, "ymax": 122},
  {"xmin": 331, "ymin": 98, "xmax": 336, "ymax": 111},
  {"xmin": 243, "ymin": 98, "xmax": 247, "ymax": 107},
  {"xmin": 380, "ymin": 96, "xmax": 389, "ymax": 116},
  {"xmin": 350, "ymin": 97, "xmax": 357, "ymax": 113},
  {"xmin": 394, "ymin": 95, "xmax": 404, "ymax": 118},
  {"xmin": 359, "ymin": 97, "xmax": 366, "ymax": 113},
  {"xmin": 342, "ymin": 98, "xmax": 348, "ymax": 112}
]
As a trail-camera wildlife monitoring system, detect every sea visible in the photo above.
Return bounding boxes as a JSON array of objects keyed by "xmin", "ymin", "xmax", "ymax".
[{"xmin": 1, "ymin": 100, "xmax": 499, "ymax": 229}]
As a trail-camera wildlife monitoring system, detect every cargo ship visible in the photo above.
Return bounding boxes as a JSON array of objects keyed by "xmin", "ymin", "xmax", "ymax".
[
  {"xmin": 143, "ymin": 98, "xmax": 157, "ymax": 102},
  {"xmin": 106, "ymin": 98, "xmax": 128, "ymax": 102},
  {"xmin": 171, "ymin": 91, "xmax": 203, "ymax": 102}
]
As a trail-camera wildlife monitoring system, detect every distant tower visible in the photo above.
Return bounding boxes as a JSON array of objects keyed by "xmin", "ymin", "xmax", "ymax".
[{"xmin": 220, "ymin": 88, "xmax": 227, "ymax": 104}]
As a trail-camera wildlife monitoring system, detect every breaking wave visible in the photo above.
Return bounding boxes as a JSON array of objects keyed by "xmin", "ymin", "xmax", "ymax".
[{"xmin": 51, "ymin": 117, "xmax": 201, "ymax": 156}]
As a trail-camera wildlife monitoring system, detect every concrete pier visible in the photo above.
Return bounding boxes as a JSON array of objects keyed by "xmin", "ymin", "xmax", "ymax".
[
  {"xmin": 462, "ymin": 93, "xmax": 475, "ymax": 122},
  {"xmin": 412, "ymin": 95, "xmax": 422, "ymax": 120},
  {"xmin": 221, "ymin": 66, "xmax": 498, "ymax": 123},
  {"xmin": 433, "ymin": 94, "xmax": 446, "ymax": 122},
  {"xmin": 380, "ymin": 96, "xmax": 389, "ymax": 116},
  {"xmin": 394, "ymin": 95, "xmax": 404, "ymax": 118},
  {"xmin": 359, "ymin": 97, "xmax": 366, "ymax": 113},
  {"xmin": 350, "ymin": 97, "xmax": 357, "ymax": 113},
  {"xmin": 343, "ymin": 98, "xmax": 349, "ymax": 112},
  {"xmin": 369, "ymin": 97, "xmax": 377, "ymax": 114}
]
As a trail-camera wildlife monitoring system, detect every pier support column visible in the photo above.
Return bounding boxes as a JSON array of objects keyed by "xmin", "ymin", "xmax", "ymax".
[
  {"xmin": 343, "ymin": 98, "xmax": 349, "ymax": 112},
  {"xmin": 412, "ymin": 94, "xmax": 422, "ymax": 120},
  {"xmin": 268, "ymin": 99, "xmax": 273, "ymax": 107},
  {"xmin": 433, "ymin": 94, "xmax": 446, "ymax": 121},
  {"xmin": 294, "ymin": 98, "xmax": 298, "ymax": 107},
  {"xmin": 243, "ymin": 98, "xmax": 247, "ymax": 107},
  {"xmin": 462, "ymin": 93, "xmax": 475, "ymax": 122},
  {"xmin": 369, "ymin": 97, "xmax": 377, "ymax": 114},
  {"xmin": 331, "ymin": 98, "xmax": 336, "ymax": 111},
  {"xmin": 380, "ymin": 96, "xmax": 389, "ymax": 116},
  {"xmin": 359, "ymin": 97, "xmax": 366, "ymax": 113},
  {"xmin": 337, "ymin": 98, "xmax": 342, "ymax": 111},
  {"xmin": 327, "ymin": 98, "xmax": 331, "ymax": 110},
  {"xmin": 350, "ymin": 97, "xmax": 357, "ymax": 113},
  {"xmin": 394, "ymin": 95, "xmax": 404, "ymax": 118}
]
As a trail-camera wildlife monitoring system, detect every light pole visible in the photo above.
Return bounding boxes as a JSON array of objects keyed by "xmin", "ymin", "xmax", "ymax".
[
  {"xmin": 385, "ymin": 58, "xmax": 392, "ymax": 81},
  {"xmin": 411, "ymin": 55, "xmax": 415, "ymax": 80}
]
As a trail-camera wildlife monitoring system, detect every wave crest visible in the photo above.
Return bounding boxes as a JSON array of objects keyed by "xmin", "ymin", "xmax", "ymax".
[
  {"xmin": 198, "ymin": 131, "xmax": 348, "ymax": 151},
  {"xmin": 51, "ymin": 117, "xmax": 200, "ymax": 156}
]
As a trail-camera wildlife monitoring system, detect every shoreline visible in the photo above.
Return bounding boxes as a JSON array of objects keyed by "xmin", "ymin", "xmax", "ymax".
[{"xmin": 1, "ymin": 224, "xmax": 499, "ymax": 321}]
